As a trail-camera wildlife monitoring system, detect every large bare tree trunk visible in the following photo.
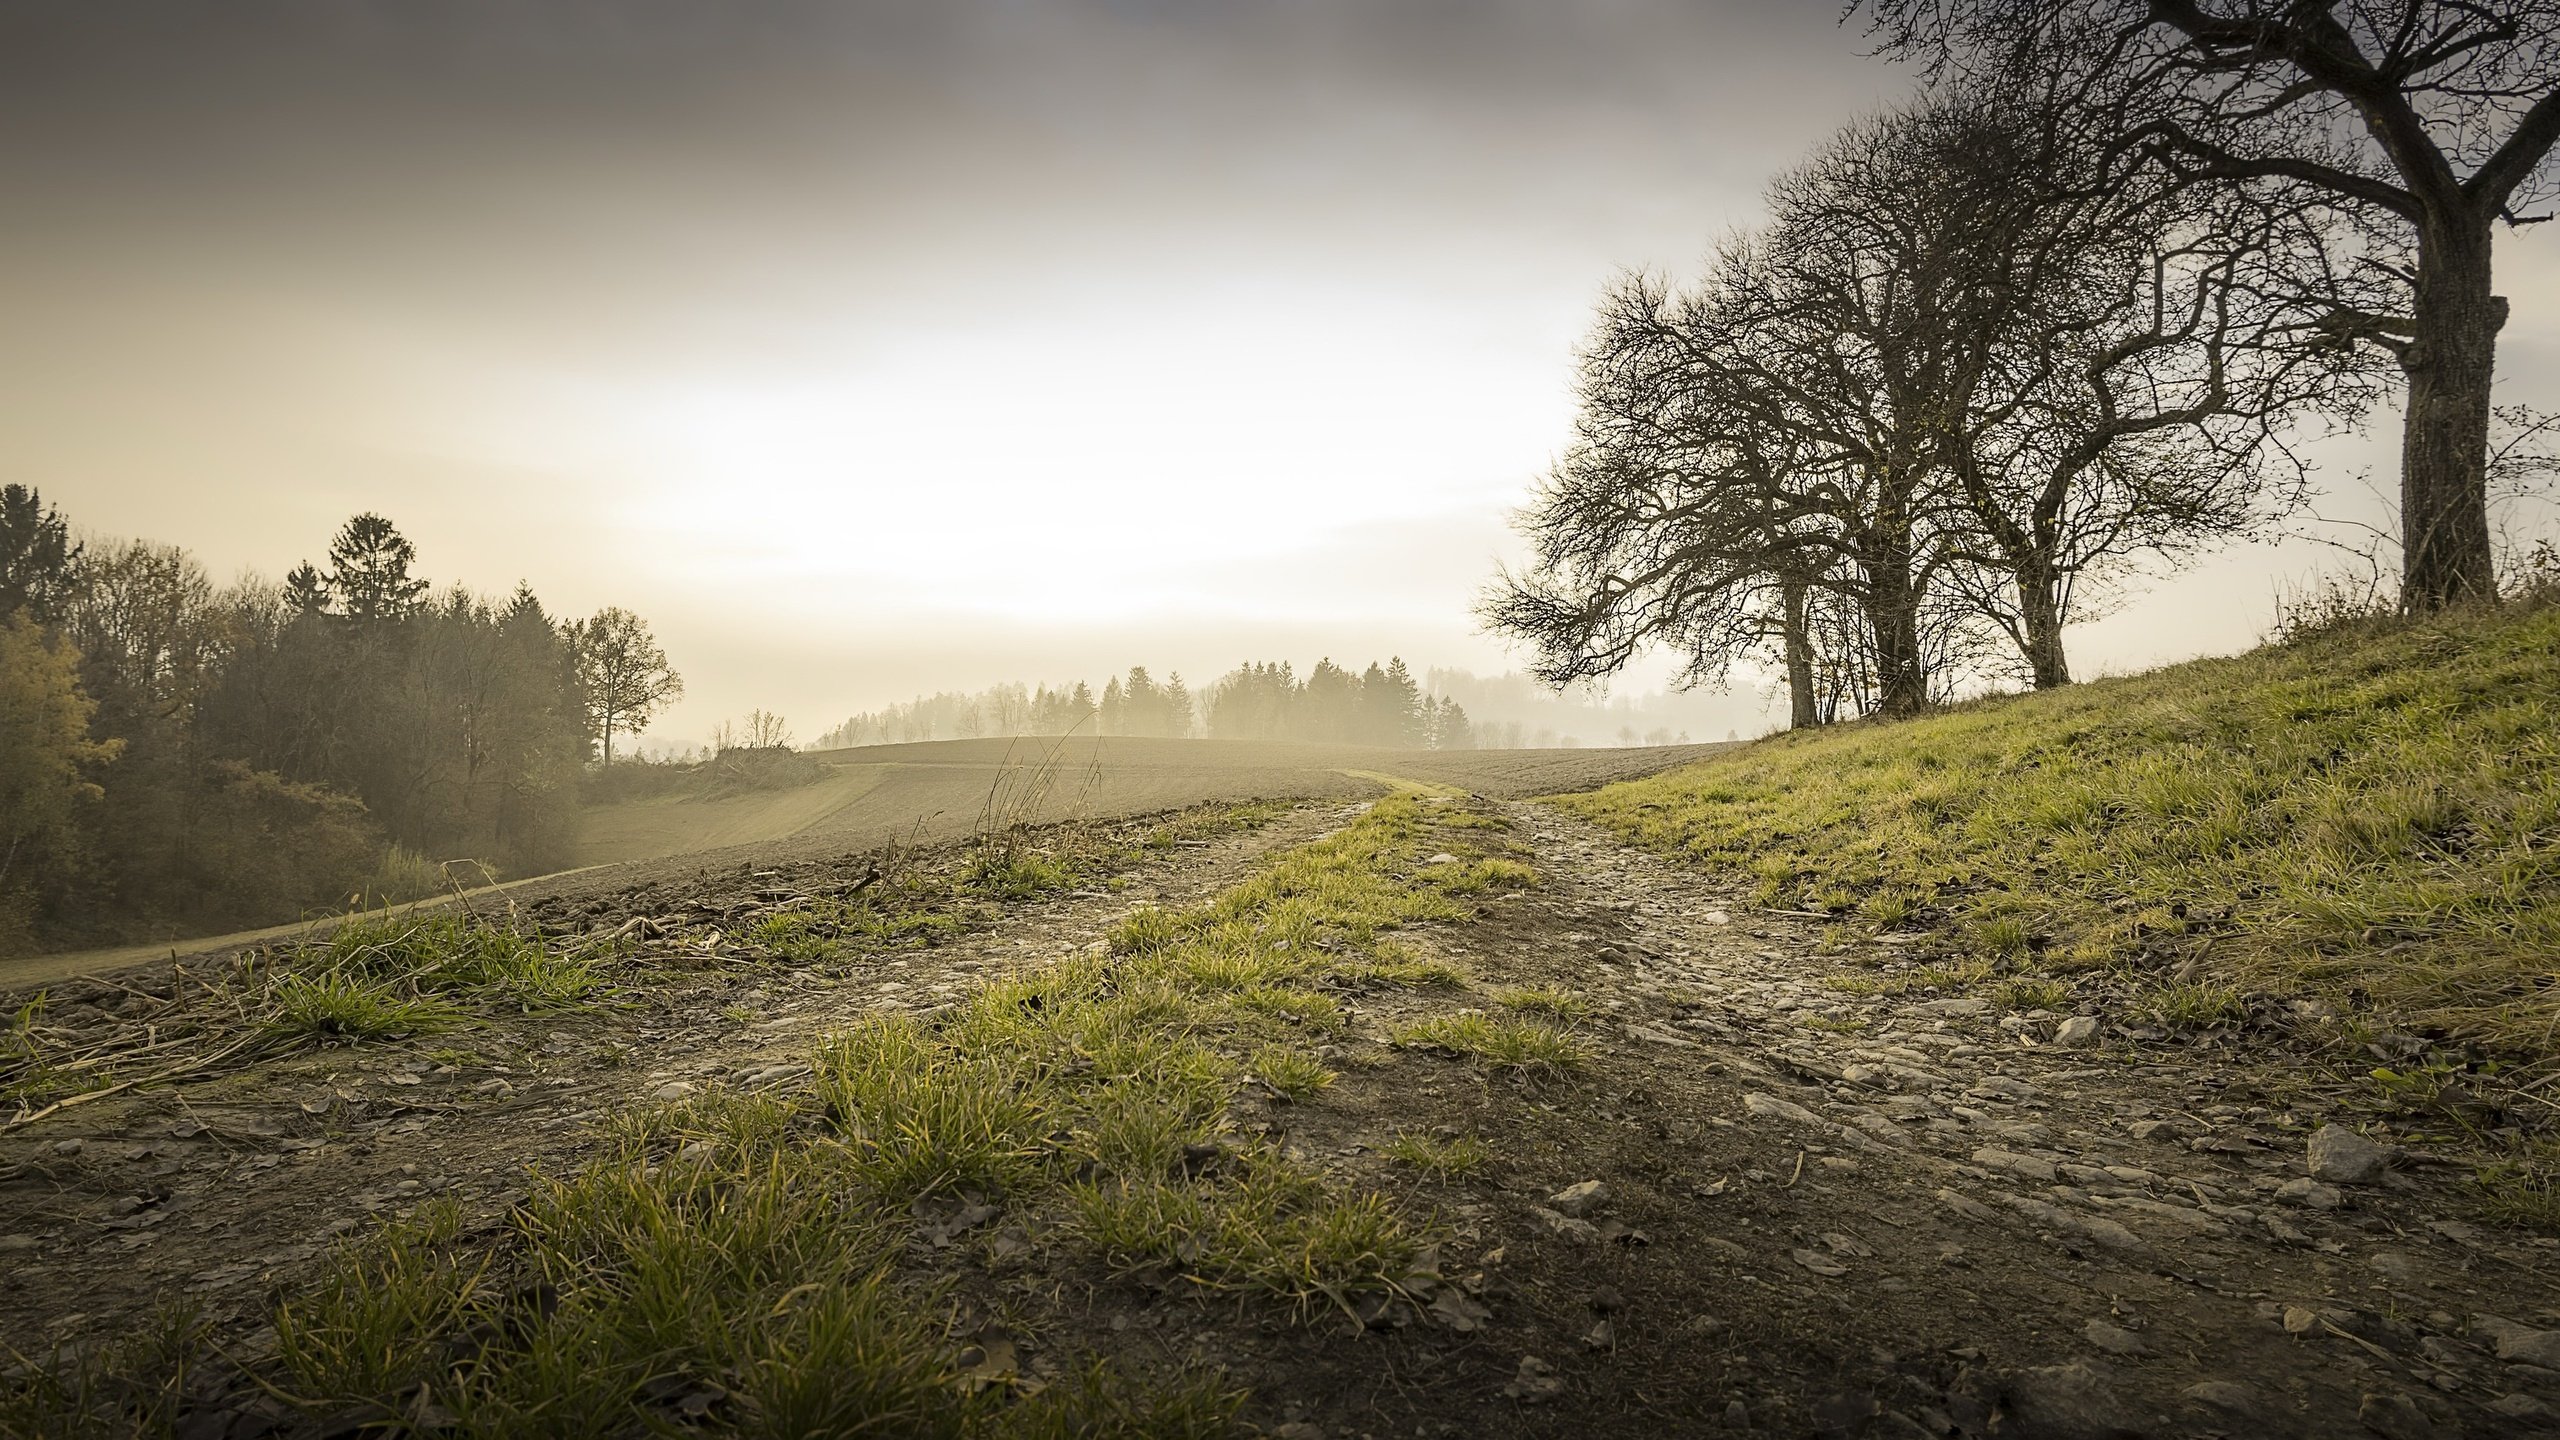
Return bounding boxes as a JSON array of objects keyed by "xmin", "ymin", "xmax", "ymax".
[
  {"xmin": 2400, "ymin": 218, "xmax": 2504, "ymax": 611},
  {"xmin": 1865, "ymin": 549, "xmax": 1928, "ymax": 719},
  {"xmin": 2016, "ymin": 559, "xmax": 2071, "ymax": 690},
  {"xmin": 1781, "ymin": 576, "xmax": 1818, "ymax": 730}
]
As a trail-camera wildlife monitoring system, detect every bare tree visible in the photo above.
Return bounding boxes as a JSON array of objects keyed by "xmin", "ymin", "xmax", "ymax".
[
  {"xmin": 743, "ymin": 709, "xmax": 793, "ymax": 749},
  {"xmin": 570, "ymin": 607, "xmax": 682, "ymax": 764},
  {"xmin": 1865, "ymin": 1, "xmax": 2560, "ymax": 611},
  {"xmin": 1491, "ymin": 88, "xmax": 2371, "ymax": 713},
  {"xmin": 1919, "ymin": 87, "xmax": 2382, "ymax": 685},
  {"xmin": 1483, "ymin": 272, "xmax": 1847, "ymax": 728}
]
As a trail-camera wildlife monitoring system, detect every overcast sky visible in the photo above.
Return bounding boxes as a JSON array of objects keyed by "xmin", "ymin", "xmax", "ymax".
[{"xmin": 6, "ymin": 0, "xmax": 2556, "ymax": 745}]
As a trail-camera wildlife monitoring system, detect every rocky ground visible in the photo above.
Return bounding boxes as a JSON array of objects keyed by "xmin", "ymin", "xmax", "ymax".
[{"xmin": 5, "ymin": 791, "xmax": 2557, "ymax": 1438}]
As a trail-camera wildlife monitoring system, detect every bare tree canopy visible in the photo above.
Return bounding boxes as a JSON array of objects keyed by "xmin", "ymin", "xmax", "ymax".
[
  {"xmin": 1488, "ymin": 85, "xmax": 2366, "ymax": 721},
  {"xmin": 1859, "ymin": 0, "xmax": 2560, "ymax": 612}
]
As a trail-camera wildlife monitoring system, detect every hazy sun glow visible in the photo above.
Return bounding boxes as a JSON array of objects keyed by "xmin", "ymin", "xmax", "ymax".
[{"xmin": 5, "ymin": 0, "xmax": 2555, "ymax": 744}]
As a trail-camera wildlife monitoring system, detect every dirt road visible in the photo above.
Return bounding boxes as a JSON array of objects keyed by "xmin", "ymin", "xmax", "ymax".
[{"xmin": 5, "ymin": 789, "xmax": 2553, "ymax": 1437}]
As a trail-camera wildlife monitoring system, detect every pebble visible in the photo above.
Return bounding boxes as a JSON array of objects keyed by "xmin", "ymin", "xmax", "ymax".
[
  {"xmin": 2273, "ymin": 1178, "xmax": 2341, "ymax": 1209},
  {"xmin": 1970, "ymin": 1148, "xmax": 2057, "ymax": 1183},
  {"xmin": 2475, "ymin": 1317, "xmax": 2560, "ymax": 1368},
  {"xmin": 2306, "ymin": 1123, "xmax": 2390, "ymax": 1184},
  {"xmin": 2491, "ymin": 1392, "xmax": 2555, "ymax": 1422},
  {"xmin": 1935, "ymin": 1188, "xmax": 1996, "ymax": 1222},
  {"xmin": 2084, "ymin": 1320, "xmax": 2147, "ymax": 1356},
  {"xmin": 1547, "ymin": 1181, "xmax": 1609, "ymax": 1219},
  {"xmin": 1791, "ymin": 1248, "xmax": 1848, "ymax": 1277},
  {"xmin": 2356, "ymin": 1391, "xmax": 2435, "ymax": 1440},
  {"xmin": 1501, "ymin": 1356, "xmax": 1564, "ymax": 1403},
  {"xmin": 1528, "ymin": 1207, "xmax": 1601, "ymax": 1243},
  {"xmin": 1742, "ymin": 1092, "xmax": 1824, "ymax": 1127},
  {"xmin": 2181, "ymin": 1380, "xmax": 2263, "ymax": 1414}
]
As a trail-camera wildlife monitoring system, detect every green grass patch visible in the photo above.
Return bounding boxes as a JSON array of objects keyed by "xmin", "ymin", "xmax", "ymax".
[
  {"xmin": 1389, "ymin": 1012, "xmax": 1589, "ymax": 1080},
  {"xmin": 1989, "ymin": 978, "xmax": 2072, "ymax": 1012},
  {"xmin": 309, "ymin": 912, "xmax": 599, "ymax": 1011},
  {"xmin": 265, "ymin": 971, "xmax": 468, "ymax": 1041},
  {"xmin": 1559, "ymin": 600, "xmax": 2560, "ymax": 1062},
  {"xmin": 2132, "ymin": 981, "xmax": 2252, "ymax": 1031},
  {"xmin": 1249, "ymin": 1046, "xmax": 1337, "ymax": 1101},
  {"xmin": 1490, "ymin": 984, "xmax": 1586, "ymax": 1020},
  {"xmin": 1381, "ymin": 1132, "xmax": 1495, "ymax": 1180},
  {"xmin": 2473, "ymin": 1152, "xmax": 2560, "ymax": 1231},
  {"xmin": 1421, "ymin": 857, "xmax": 1540, "ymax": 895}
]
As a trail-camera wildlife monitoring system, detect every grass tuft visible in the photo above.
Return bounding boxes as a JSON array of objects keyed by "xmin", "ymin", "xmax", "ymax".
[
  {"xmin": 1381, "ymin": 1132, "xmax": 1494, "ymax": 1180},
  {"xmin": 1491, "ymin": 984, "xmax": 1586, "ymax": 1020}
]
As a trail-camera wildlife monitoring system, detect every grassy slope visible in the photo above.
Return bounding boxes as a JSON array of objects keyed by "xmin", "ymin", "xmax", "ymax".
[{"xmin": 1560, "ymin": 601, "xmax": 2560, "ymax": 1066}]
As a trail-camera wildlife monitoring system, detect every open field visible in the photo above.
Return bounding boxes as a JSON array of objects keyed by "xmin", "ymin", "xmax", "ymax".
[
  {"xmin": 0, "ymin": 741, "xmax": 1721, "ymax": 995},
  {"xmin": 573, "ymin": 736, "xmax": 1730, "ymax": 867}
]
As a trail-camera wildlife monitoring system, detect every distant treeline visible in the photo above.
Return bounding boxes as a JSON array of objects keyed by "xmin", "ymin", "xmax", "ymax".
[
  {"xmin": 815, "ymin": 659, "xmax": 1478, "ymax": 750},
  {"xmin": 0, "ymin": 488, "xmax": 681, "ymax": 955}
]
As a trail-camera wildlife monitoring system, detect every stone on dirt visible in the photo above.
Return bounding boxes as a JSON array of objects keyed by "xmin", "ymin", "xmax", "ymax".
[
  {"xmin": 2049, "ymin": 1015, "xmax": 2100, "ymax": 1048},
  {"xmin": 1546, "ymin": 1180, "xmax": 1609, "ymax": 1218},
  {"xmin": 1528, "ymin": 1206, "xmax": 1601, "ymax": 1243},
  {"xmin": 2179, "ymin": 1380, "xmax": 2265, "ymax": 1415},
  {"xmin": 2356, "ymin": 1390, "xmax": 2439, "ymax": 1440},
  {"xmin": 2274, "ymin": 1178, "xmax": 2342, "ymax": 1209},
  {"xmin": 2003, "ymin": 1362, "xmax": 2144, "ymax": 1440},
  {"xmin": 2083, "ymin": 1320, "xmax": 2147, "ymax": 1356},
  {"xmin": 1935, "ymin": 1187, "xmax": 1997, "ymax": 1222},
  {"xmin": 2306, "ymin": 1123, "xmax": 2390, "ymax": 1184},
  {"xmin": 1501, "ymin": 1355, "xmax": 1564, "ymax": 1403},
  {"xmin": 1791, "ymin": 1248, "xmax": 1849, "ymax": 1277},
  {"xmin": 2474, "ymin": 1315, "xmax": 2560, "ymax": 1368},
  {"xmin": 1742, "ymin": 1091, "xmax": 1824, "ymax": 1126},
  {"xmin": 1970, "ymin": 1147, "xmax": 2057, "ymax": 1183}
]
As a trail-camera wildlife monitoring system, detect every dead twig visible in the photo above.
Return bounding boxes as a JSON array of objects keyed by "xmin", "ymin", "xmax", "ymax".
[{"xmin": 3, "ymin": 1031, "xmax": 272, "ymax": 1132}]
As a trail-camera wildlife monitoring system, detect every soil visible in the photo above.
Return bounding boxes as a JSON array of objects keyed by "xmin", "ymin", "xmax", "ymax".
[{"xmin": 5, "ymin": 789, "xmax": 2555, "ymax": 1439}]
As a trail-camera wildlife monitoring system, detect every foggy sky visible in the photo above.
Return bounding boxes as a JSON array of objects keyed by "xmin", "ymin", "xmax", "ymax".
[{"xmin": 7, "ymin": 1, "xmax": 2556, "ymax": 746}]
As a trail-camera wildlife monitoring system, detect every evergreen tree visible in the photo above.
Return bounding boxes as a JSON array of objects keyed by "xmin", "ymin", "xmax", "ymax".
[
  {"xmin": 283, "ymin": 562, "xmax": 332, "ymax": 618},
  {"xmin": 0, "ymin": 484, "xmax": 80, "ymax": 623},
  {"xmin": 1304, "ymin": 659, "xmax": 1360, "ymax": 742},
  {"xmin": 325, "ymin": 513, "xmax": 429, "ymax": 623}
]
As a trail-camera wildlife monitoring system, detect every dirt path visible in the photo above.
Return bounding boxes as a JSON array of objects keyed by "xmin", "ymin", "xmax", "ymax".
[
  {"xmin": 1387, "ymin": 801, "xmax": 2560, "ymax": 1437},
  {"xmin": 0, "ymin": 804, "xmax": 1345, "ymax": 1359},
  {"xmin": 8, "ymin": 790, "xmax": 2558, "ymax": 1439}
]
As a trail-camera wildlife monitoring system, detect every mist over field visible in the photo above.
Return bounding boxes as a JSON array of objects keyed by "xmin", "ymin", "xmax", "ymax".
[{"xmin": 5, "ymin": 3, "xmax": 2560, "ymax": 1437}]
